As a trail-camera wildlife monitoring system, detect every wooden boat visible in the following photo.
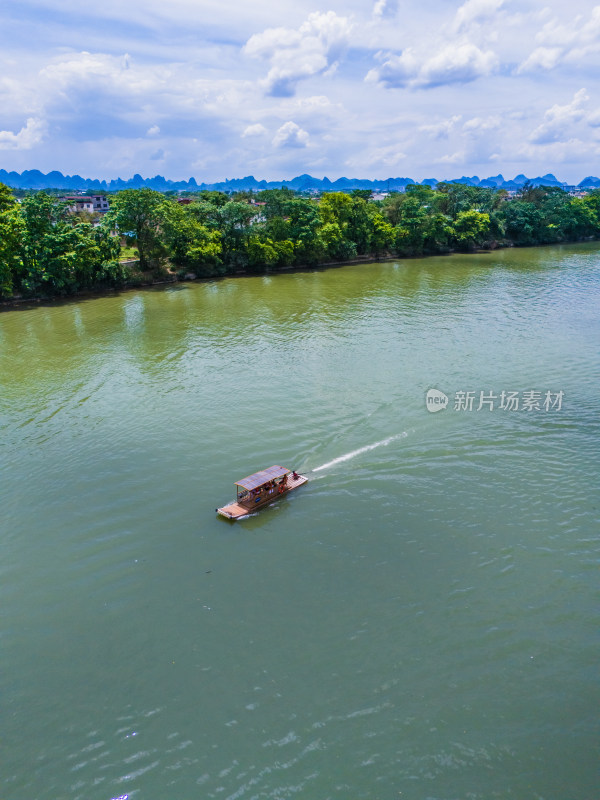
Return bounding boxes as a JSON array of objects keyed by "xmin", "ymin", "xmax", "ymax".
[{"xmin": 216, "ymin": 465, "xmax": 308, "ymax": 520}]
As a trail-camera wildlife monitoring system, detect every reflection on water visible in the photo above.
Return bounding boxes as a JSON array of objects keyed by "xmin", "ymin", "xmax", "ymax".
[{"xmin": 1, "ymin": 243, "xmax": 599, "ymax": 799}]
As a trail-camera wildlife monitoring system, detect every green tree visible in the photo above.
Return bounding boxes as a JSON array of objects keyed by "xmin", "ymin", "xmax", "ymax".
[
  {"xmin": 318, "ymin": 193, "xmax": 358, "ymax": 258},
  {"xmin": 285, "ymin": 198, "xmax": 324, "ymax": 264},
  {"xmin": 392, "ymin": 194, "xmax": 430, "ymax": 254},
  {"xmin": 319, "ymin": 221, "xmax": 357, "ymax": 260},
  {"xmin": 348, "ymin": 197, "xmax": 375, "ymax": 254},
  {"xmin": 434, "ymin": 182, "xmax": 489, "ymax": 217},
  {"xmin": 381, "ymin": 192, "xmax": 407, "ymax": 227},
  {"xmin": 368, "ymin": 210, "xmax": 395, "ymax": 255},
  {"xmin": 562, "ymin": 197, "xmax": 599, "ymax": 240},
  {"xmin": 423, "ymin": 213, "xmax": 454, "ymax": 252},
  {"xmin": 160, "ymin": 201, "xmax": 223, "ymax": 276},
  {"xmin": 247, "ymin": 236, "xmax": 279, "ymax": 271},
  {"xmin": 17, "ymin": 192, "xmax": 122, "ymax": 296},
  {"xmin": 257, "ymin": 187, "xmax": 297, "ymax": 220},
  {"xmin": 103, "ymin": 188, "xmax": 168, "ymax": 270},
  {"xmin": 451, "ymin": 210, "xmax": 491, "ymax": 250},
  {"xmin": 518, "ymin": 182, "xmax": 548, "ymax": 206},
  {"xmin": 350, "ymin": 189, "xmax": 373, "ymax": 201},
  {"xmin": 499, "ymin": 201, "xmax": 542, "ymax": 245},
  {"xmin": 0, "ymin": 183, "xmax": 24, "ymax": 297},
  {"xmin": 218, "ymin": 201, "xmax": 256, "ymax": 268},
  {"xmin": 582, "ymin": 189, "xmax": 600, "ymax": 221}
]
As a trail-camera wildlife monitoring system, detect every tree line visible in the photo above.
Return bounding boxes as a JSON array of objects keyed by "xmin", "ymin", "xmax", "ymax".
[{"xmin": 2, "ymin": 181, "xmax": 600, "ymax": 300}]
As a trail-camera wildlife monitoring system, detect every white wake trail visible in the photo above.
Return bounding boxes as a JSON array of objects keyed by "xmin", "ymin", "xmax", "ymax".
[{"xmin": 312, "ymin": 431, "xmax": 408, "ymax": 472}]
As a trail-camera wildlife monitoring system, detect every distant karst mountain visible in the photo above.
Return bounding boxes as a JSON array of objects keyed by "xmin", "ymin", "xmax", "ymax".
[{"xmin": 0, "ymin": 168, "xmax": 597, "ymax": 193}]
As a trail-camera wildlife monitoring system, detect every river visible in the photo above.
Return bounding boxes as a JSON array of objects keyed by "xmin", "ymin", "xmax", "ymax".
[{"xmin": 1, "ymin": 244, "xmax": 599, "ymax": 799}]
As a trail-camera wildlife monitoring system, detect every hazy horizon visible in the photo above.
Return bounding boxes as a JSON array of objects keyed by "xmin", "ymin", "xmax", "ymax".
[{"xmin": 1, "ymin": 166, "xmax": 597, "ymax": 187}]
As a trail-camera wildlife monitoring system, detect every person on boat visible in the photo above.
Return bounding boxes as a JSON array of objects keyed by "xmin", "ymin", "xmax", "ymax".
[{"xmin": 292, "ymin": 470, "xmax": 299, "ymax": 480}]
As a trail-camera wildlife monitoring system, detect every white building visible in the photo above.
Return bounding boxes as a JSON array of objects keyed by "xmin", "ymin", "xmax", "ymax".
[{"xmin": 62, "ymin": 195, "xmax": 110, "ymax": 214}]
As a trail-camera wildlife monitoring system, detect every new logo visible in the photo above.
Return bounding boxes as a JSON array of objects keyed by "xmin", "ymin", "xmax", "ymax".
[{"xmin": 426, "ymin": 388, "xmax": 449, "ymax": 413}]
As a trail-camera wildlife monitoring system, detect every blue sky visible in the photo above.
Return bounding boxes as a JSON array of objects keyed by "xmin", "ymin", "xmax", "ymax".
[{"xmin": 1, "ymin": 0, "xmax": 600, "ymax": 182}]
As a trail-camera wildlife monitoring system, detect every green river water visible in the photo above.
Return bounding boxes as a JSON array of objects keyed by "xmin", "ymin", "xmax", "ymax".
[{"xmin": 1, "ymin": 244, "xmax": 599, "ymax": 799}]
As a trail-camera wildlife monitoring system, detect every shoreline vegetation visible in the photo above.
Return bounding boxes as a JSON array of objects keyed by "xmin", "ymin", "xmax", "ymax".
[{"xmin": 2, "ymin": 182, "xmax": 600, "ymax": 305}]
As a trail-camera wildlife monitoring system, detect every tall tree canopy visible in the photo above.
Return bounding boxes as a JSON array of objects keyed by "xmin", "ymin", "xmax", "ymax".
[{"xmin": 1, "ymin": 182, "xmax": 599, "ymax": 301}]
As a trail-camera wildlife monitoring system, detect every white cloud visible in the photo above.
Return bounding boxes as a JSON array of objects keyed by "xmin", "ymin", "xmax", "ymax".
[
  {"xmin": 41, "ymin": 52, "xmax": 134, "ymax": 89},
  {"xmin": 242, "ymin": 123, "xmax": 267, "ymax": 137},
  {"xmin": 587, "ymin": 108, "xmax": 600, "ymax": 127},
  {"xmin": 0, "ymin": 117, "xmax": 47, "ymax": 150},
  {"xmin": 463, "ymin": 115, "xmax": 501, "ymax": 133},
  {"xmin": 373, "ymin": 0, "xmax": 398, "ymax": 20},
  {"xmin": 272, "ymin": 121, "xmax": 309, "ymax": 148},
  {"xmin": 369, "ymin": 42, "xmax": 498, "ymax": 89},
  {"xmin": 346, "ymin": 144, "xmax": 407, "ymax": 169},
  {"xmin": 419, "ymin": 115, "xmax": 462, "ymax": 139},
  {"xmin": 244, "ymin": 11, "xmax": 352, "ymax": 96},
  {"xmin": 36, "ymin": 50, "xmax": 256, "ymax": 135},
  {"xmin": 535, "ymin": 5, "xmax": 600, "ymax": 49},
  {"xmin": 419, "ymin": 43, "xmax": 498, "ymax": 87},
  {"xmin": 529, "ymin": 89, "xmax": 591, "ymax": 144},
  {"xmin": 294, "ymin": 95, "xmax": 332, "ymax": 109},
  {"xmin": 435, "ymin": 150, "xmax": 466, "ymax": 165},
  {"xmin": 519, "ymin": 6, "xmax": 600, "ymax": 72},
  {"xmin": 452, "ymin": 0, "xmax": 505, "ymax": 33},
  {"xmin": 517, "ymin": 137, "xmax": 600, "ymax": 165},
  {"xmin": 518, "ymin": 46, "xmax": 562, "ymax": 72}
]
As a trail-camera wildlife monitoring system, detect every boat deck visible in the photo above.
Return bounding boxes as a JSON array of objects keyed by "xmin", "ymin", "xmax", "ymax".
[{"xmin": 217, "ymin": 473, "xmax": 308, "ymax": 520}]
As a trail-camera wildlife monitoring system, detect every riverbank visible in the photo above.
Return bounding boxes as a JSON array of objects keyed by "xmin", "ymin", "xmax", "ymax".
[
  {"xmin": 1, "ymin": 239, "xmax": 596, "ymax": 310},
  {"xmin": 3, "ymin": 183, "xmax": 599, "ymax": 305},
  {"xmin": 0, "ymin": 252, "xmax": 399, "ymax": 308}
]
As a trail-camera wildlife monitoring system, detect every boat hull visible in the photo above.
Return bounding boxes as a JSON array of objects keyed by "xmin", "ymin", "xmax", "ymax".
[{"xmin": 217, "ymin": 474, "xmax": 308, "ymax": 520}]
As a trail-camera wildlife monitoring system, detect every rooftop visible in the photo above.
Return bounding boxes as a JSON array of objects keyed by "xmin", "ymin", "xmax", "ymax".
[{"xmin": 235, "ymin": 465, "xmax": 290, "ymax": 490}]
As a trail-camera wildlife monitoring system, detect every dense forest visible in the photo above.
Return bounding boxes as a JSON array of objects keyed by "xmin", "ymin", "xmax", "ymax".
[{"xmin": 2, "ymin": 181, "xmax": 600, "ymax": 300}]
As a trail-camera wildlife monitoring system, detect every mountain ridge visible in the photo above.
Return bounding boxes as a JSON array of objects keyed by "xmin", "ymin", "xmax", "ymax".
[{"xmin": 1, "ymin": 168, "xmax": 598, "ymax": 192}]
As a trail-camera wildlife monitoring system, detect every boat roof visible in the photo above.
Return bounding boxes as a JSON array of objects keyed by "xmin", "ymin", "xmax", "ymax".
[{"xmin": 235, "ymin": 465, "xmax": 290, "ymax": 490}]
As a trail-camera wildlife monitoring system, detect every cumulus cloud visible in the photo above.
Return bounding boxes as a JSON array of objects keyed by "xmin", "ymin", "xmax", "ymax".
[
  {"xmin": 529, "ymin": 88, "xmax": 591, "ymax": 144},
  {"xmin": 518, "ymin": 46, "xmax": 562, "ymax": 72},
  {"xmin": 242, "ymin": 123, "xmax": 268, "ymax": 137},
  {"xmin": 452, "ymin": 0, "xmax": 505, "ymax": 33},
  {"xmin": 272, "ymin": 121, "xmax": 309, "ymax": 148},
  {"xmin": 368, "ymin": 42, "xmax": 498, "ymax": 89},
  {"xmin": 0, "ymin": 117, "xmax": 47, "ymax": 150},
  {"xmin": 419, "ymin": 43, "xmax": 498, "ymax": 87},
  {"xmin": 35, "ymin": 50, "xmax": 256, "ymax": 142},
  {"xmin": 519, "ymin": 6, "xmax": 600, "ymax": 72},
  {"xmin": 244, "ymin": 11, "xmax": 352, "ymax": 96},
  {"xmin": 41, "ymin": 52, "xmax": 135, "ymax": 91}
]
